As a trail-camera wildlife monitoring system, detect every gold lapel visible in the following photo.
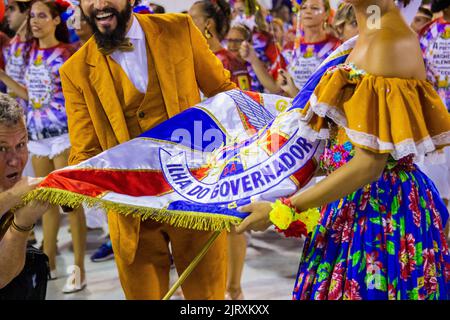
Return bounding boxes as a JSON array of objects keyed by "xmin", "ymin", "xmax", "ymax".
[
  {"xmin": 135, "ymin": 14, "xmax": 180, "ymax": 118},
  {"xmin": 86, "ymin": 38, "xmax": 131, "ymax": 144}
]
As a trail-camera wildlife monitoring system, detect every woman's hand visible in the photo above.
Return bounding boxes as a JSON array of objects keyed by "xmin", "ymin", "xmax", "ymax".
[
  {"xmin": 0, "ymin": 69, "xmax": 28, "ymax": 100},
  {"xmin": 277, "ymin": 69, "xmax": 299, "ymax": 98},
  {"xmin": 235, "ymin": 201, "xmax": 273, "ymax": 234},
  {"xmin": 239, "ymin": 41, "xmax": 258, "ymax": 64}
]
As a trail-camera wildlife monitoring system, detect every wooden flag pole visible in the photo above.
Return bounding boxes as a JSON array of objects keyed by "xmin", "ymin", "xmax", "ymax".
[{"xmin": 162, "ymin": 231, "xmax": 222, "ymax": 300}]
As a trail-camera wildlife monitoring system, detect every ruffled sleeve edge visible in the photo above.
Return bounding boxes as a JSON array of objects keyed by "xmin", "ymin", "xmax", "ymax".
[{"xmin": 299, "ymin": 93, "xmax": 450, "ymax": 160}]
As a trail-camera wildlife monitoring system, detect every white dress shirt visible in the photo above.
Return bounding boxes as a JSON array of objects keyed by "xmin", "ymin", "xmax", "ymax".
[{"xmin": 111, "ymin": 16, "xmax": 148, "ymax": 93}]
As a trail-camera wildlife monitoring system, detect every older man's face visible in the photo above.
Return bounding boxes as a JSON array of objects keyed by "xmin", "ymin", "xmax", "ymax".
[{"xmin": 0, "ymin": 121, "xmax": 28, "ymax": 191}]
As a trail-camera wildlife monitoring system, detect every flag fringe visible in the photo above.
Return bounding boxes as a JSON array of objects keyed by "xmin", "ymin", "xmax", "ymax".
[{"xmin": 24, "ymin": 188, "xmax": 242, "ymax": 232}]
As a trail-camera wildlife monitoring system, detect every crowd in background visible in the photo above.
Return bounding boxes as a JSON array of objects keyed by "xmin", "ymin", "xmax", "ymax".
[{"xmin": 0, "ymin": 0, "xmax": 448, "ymax": 299}]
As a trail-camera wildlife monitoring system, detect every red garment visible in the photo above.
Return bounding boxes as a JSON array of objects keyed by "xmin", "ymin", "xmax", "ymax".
[
  {"xmin": 215, "ymin": 48, "xmax": 252, "ymax": 91},
  {"xmin": 265, "ymin": 41, "xmax": 286, "ymax": 80}
]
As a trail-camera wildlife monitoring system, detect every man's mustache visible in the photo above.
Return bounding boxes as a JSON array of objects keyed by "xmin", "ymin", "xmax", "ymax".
[{"xmin": 90, "ymin": 7, "xmax": 120, "ymax": 20}]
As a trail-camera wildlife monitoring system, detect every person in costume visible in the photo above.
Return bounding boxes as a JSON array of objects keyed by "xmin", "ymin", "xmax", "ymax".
[
  {"xmin": 225, "ymin": 24, "xmax": 253, "ymax": 91},
  {"xmin": 420, "ymin": 0, "xmax": 450, "ymax": 112},
  {"xmin": 278, "ymin": 0, "xmax": 341, "ymax": 97},
  {"xmin": 60, "ymin": 0, "xmax": 236, "ymax": 299},
  {"xmin": 3, "ymin": 0, "xmax": 32, "ymax": 110},
  {"xmin": 332, "ymin": 2, "xmax": 358, "ymax": 42},
  {"xmin": 240, "ymin": 0, "xmax": 341, "ymax": 97},
  {"xmin": 66, "ymin": 4, "xmax": 116, "ymax": 263},
  {"xmin": 418, "ymin": 0, "xmax": 450, "ymax": 241},
  {"xmin": 0, "ymin": 0, "xmax": 87, "ymax": 294},
  {"xmin": 236, "ymin": 0, "xmax": 450, "ymax": 300},
  {"xmin": 271, "ymin": 17, "xmax": 287, "ymax": 48},
  {"xmin": 189, "ymin": 0, "xmax": 252, "ymax": 92},
  {"xmin": 233, "ymin": 0, "xmax": 286, "ymax": 92}
]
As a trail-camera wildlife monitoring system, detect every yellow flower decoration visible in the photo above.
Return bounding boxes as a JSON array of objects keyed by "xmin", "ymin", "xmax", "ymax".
[
  {"xmin": 269, "ymin": 200, "xmax": 295, "ymax": 230},
  {"xmin": 294, "ymin": 207, "xmax": 321, "ymax": 234},
  {"xmin": 269, "ymin": 200, "xmax": 321, "ymax": 234}
]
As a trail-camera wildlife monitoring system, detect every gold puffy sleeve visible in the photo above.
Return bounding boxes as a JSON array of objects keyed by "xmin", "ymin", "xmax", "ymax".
[{"xmin": 300, "ymin": 67, "xmax": 450, "ymax": 160}]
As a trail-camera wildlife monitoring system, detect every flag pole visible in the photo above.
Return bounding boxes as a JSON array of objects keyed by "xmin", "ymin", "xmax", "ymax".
[{"xmin": 162, "ymin": 230, "xmax": 222, "ymax": 300}]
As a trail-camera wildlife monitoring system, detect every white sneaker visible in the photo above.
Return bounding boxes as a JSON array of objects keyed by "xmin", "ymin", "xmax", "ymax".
[
  {"xmin": 49, "ymin": 269, "xmax": 58, "ymax": 280},
  {"xmin": 62, "ymin": 273, "xmax": 87, "ymax": 294}
]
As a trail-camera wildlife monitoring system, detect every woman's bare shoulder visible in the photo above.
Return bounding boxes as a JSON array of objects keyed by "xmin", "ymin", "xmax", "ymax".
[{"xmin": 365, "ymin": 28, "xmax": 426, "ymax": 79}]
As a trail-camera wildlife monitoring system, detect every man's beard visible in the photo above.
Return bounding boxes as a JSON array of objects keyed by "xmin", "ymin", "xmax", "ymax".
[{"xmin": 84, "ymin": 2, "xmax": 132, "ymax": 51}]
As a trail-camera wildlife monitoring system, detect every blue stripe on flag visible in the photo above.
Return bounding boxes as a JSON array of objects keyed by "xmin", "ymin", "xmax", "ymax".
[
  {"xmin": 167, "ymin": 199, "xmax": 251, "ymax": 219},
  {"xmin": 139, "ymin": 107, "xmax": 226, "ymax": 152},
  {"xmin": 225, "ymin": 90, "xmax": 275, "ymax": 130}
]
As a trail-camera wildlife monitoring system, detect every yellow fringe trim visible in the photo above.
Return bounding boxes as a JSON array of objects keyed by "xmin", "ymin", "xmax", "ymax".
[{"xmin": 24, "ymin": 188, "xmax": 243, "ymax": 232}]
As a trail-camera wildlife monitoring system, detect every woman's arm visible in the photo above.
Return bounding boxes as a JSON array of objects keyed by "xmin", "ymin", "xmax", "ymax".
[
  {"xmin": 0, "ymin": 70, "xmax": 28, "ymax": 100},
  {"xmin": 235, "ymin": 147, "xmax": 388, "ymax": 233},
  {"xmin": 239, "ymin": 41, "xmax": 282, "ymax": 93},
  {"xmin": 290, "ymin": 147, "xmax": 388, "ymax": 211}
]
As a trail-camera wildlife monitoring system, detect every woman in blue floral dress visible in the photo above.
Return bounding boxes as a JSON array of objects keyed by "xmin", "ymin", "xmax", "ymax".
[{"xmin": 236, "ymin": 0, "xmax": 450, "ymax": 300}]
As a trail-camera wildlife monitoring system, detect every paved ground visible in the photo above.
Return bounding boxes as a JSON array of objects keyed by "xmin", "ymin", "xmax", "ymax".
[
  {"xmin": 37, "ymin": 216, "xmax": 305, "ymax": 300},
  {"xmin": 38, "ymin": 212, "xmax": 450, "ymax": 300}
]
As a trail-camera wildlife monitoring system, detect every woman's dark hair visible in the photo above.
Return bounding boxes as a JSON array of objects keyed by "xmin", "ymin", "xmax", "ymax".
[
  {"xmin": 17, "ymin": 1, "xmax": 33, "ymax": 13},
  {"xmin": 27, "ymin": 0, "xmax": 70, "ymax": 44},
  {"xmin": 195, "ymin": 0, "xmax": 231, "ymax": 40},
  {"xmin": 430, "ymin": 0, "xmax": 450, "ymax": 12}
]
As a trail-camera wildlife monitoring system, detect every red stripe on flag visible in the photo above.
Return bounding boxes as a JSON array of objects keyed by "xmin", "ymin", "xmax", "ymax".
[
  {"xmin": 243, "ymin": 90, "xmax": 262, "ymax": 105},
  {"xmin": 266, "ymin": 132, "xmax": 288, "ymax": 153},
  {"xmin": 41, "ymin": 167, "xmax": 209, "ymax": 198},
  {"xmin": 291, "ymin": 159, "xmax": 317, "ymax": 190}
]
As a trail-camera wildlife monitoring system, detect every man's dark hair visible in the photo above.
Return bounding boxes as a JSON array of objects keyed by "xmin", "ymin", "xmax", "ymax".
[{"xmin": 17, "ymin": 1, "xmax": 32, "ymax": 13}]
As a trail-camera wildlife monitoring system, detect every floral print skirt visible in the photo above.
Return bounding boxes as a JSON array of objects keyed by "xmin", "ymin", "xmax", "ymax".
[{"xmin": 293, "ymin": 165, "xmax": 450, "ymax": 300}]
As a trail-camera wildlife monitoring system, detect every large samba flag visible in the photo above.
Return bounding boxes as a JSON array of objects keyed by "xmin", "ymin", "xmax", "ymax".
[{"xmin": 26, "ymin": 38, "xmax": 356, "ymax": 232}]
